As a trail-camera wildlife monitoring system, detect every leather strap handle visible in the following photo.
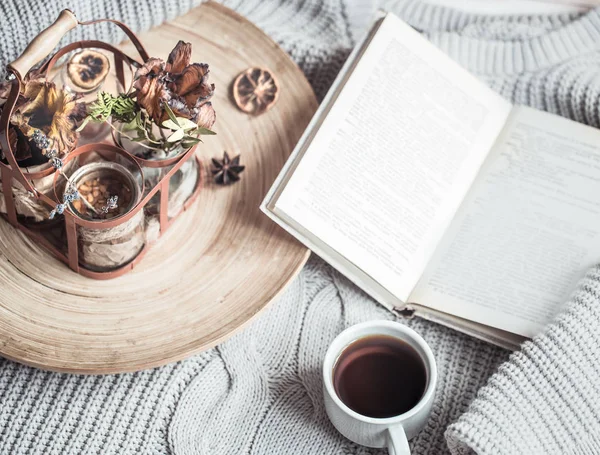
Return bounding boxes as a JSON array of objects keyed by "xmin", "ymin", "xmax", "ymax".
[
  {"xmin": 40, "ymin": 41, "xmax": 141, "ymax": 75},
  {"xmin": 8, "ymin": 10, "xmax": 78, "ymax": 79},
  {"xmin": 0, "ymin": 77, "xmax": 35, "ymax": 192},
  {"xmin": 7, "ymin": 11, "xmax": 150, "ymax": 80},
  {"xmin": 78, "ymin": 18, "xmax": 149, "ymax": 62},
  {"xmin": 40, "ymin": 40, "xmax": 141, "ymax": 90}
]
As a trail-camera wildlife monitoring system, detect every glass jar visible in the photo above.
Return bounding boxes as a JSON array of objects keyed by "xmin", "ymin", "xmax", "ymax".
[{"xmin": 67, "ymin": 161, "xmax": 145, "ymax": 272}]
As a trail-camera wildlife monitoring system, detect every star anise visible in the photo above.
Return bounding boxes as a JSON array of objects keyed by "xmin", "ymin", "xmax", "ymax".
[{"xmin": 211, "ymin": 151, "xmax": 245, "ymax": 185}]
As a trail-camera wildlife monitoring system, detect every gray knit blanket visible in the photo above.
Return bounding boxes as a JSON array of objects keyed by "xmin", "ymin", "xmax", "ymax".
[{"xmin": 1, "ymin": 1, "xmax": 600, "ymax": 454}]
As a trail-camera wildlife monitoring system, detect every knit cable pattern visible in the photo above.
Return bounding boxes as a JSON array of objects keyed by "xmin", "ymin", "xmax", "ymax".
[
  {"xmin": 446, "ymin": 266, "xmax": 600, "ymax": 454},
  {"xmin": 169, "ymin": 258, "xmax": 506, "ymax": 455}
]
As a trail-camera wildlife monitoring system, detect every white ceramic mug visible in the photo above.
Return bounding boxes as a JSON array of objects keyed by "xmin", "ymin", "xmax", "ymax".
[{"xmin": 323, "ymin": 321, "xmax": 437, "ymax": 455}]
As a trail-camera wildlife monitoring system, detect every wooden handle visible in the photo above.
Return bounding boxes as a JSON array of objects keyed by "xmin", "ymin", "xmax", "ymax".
[{"xmin": 8, "ymin": 10, "xmax": 78, "ymax": 78}]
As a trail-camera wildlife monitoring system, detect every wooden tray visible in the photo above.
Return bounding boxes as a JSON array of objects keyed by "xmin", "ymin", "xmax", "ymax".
[{"xmin": 0, "ymin": 2, "xmax": 317, "ymax": 374}]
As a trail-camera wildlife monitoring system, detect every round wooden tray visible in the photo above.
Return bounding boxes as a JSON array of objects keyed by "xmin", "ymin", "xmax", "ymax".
[{"xmin": 0, "ymin": 2, "xmax": 317, "ymax": 374}]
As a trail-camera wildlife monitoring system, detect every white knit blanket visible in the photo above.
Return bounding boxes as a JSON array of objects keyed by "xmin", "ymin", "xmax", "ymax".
[{"xmin": 2, "ymin": 1, "xmax": 600, "ymax": 454}]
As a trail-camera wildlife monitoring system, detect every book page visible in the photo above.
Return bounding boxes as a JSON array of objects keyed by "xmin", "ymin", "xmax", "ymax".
[
  {"xmin": 272, "ymin": 13, "xmax": 511, "ymax": 301},
  {"xmin": 411, "ymin": 106, "xmax": 600, "ymax": 337}
]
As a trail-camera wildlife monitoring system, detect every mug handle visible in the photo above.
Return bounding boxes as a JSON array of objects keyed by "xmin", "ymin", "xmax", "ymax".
[{"xmin": 387, "ymin": 425, "xmax": 411, "ymax": 455}]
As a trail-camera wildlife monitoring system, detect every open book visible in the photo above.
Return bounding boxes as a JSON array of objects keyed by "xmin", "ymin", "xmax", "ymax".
[{"xmin": 261, "ymin": 12, "xmax": 600, "ymax": 349}]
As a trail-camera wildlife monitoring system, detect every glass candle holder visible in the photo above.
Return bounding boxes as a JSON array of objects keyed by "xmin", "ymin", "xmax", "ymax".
[{"xmin": 66, "ymin": 161, "xmax": 145, "ymax": 272}]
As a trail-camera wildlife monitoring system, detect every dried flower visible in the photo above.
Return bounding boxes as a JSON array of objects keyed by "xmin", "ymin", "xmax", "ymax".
[
  {"xmin": 211, "ymin": 151, "xmax": 245, "ymax": 185},
  {"xmin": 133, "ymin": 41, "xmax": 216, "ymax": 129},
  {"xmin": 49, "ymin": 184, "xmax": 80, "ymax": 220},
  {"xmin": 12, "ymin": 80, "xmax": 86, "ymax": 155},
  {"xmin": 0, "ymin": 75, "xmax": 85, "ymax": 161},
  {"xmin": 133, "ymin": 58, "xmax": 165, "ymax": 123},
  {"xmin": 101, "ymin": 195, "xmax": 119, "ymax": 214}
]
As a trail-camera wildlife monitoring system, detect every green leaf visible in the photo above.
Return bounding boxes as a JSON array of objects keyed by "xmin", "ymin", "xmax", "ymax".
[
  {"xmin": 161, "ymin": 119, "xmax": 180, "ymax": 131},
  {"xmin": 122, "ymin": 118, "xmax": 138, "ymax": 132},
  {"xmin": 181, "ymin": 143, "xmax": 199, "ymax": 150},
  {"xmin": 163, "ymin": 103, "xmax": 179, "ymax": 127},
  {"xmin": 180, "ymin": 138, "xmax": 201, "ymax": 148},
  {"xmin": 194, "ymin": 127, "xmax": 216, "ymax": 135},
  {"xmin": 167, "ymin": 129, "xmax": 185, "ymax": 142},
  {"xmin": 76, "ymin": 117, "xmax": 92, "ymax": 132},
  {"xmin": 133, "ymin": 111, "xmax": 144, "ymax": 131},
  {"xmin": 182, "ymin": 136, "xmax": 201, "ymax": 144},
  {"xmin": 181, "ymin": 137, "xmax": 203, "ymax": 148},
  {"xmin": 177, "ymin": 118, "xmax": 198, "ymax": 130}
]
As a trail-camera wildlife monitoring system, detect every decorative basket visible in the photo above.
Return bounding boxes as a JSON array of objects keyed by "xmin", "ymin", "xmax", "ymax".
[{"xmin": 0, "ymin": 10, "xmax": 204, "ymax": 279}]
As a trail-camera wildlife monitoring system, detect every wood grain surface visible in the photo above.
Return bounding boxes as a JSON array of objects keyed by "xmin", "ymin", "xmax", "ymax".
[{"xmin": 0, "ymin": 2, "xmax": 317, "ymax": 374}]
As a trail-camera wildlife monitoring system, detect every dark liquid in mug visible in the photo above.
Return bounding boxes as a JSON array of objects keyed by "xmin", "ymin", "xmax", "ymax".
[{"xmin": 333, "ymin": 335, "xmax": 427, "ymax": 418}]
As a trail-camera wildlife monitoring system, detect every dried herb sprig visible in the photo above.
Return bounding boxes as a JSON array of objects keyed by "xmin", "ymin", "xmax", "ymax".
[
  {"xmin": 161, "ymin": 103, "xmax": 215, "ymax": 147},
  {"xmin": 78, "ymin": 92, "xmax": 215, "ymax": 154},
  {"xmin": 32, "ymin": 130, "xmax": 117, "ymax": 219},
  {"xmin": 101, "ymin": 195, "xmax": 119, "ymax": 214},
  {"xmin": 49, "ymin": 183, "xmax": 80, "ymax": 220},
  {"xmin": 77, "ymin": 92, "xmax": 136, "ymax": 129}
]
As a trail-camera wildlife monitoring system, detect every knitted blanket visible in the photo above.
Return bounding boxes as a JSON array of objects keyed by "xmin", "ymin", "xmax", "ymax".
[{"xmin": 1, "ymin": 1, "xmax": 600, "ymax": 454}]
